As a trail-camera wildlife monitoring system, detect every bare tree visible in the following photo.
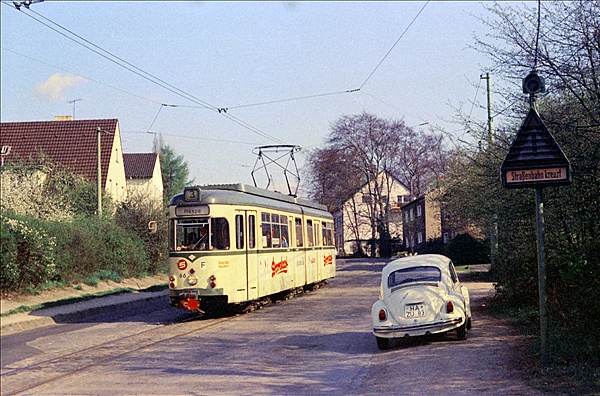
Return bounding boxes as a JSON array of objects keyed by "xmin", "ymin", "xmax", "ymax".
[
  {"xmin": 306, "ymin": 112, "xmax": 447, "ymax": 256},
  {"xmin": 390, "ymin": 126, "xmax": 447, "ymax": 198},
  {"xmin": 473, "ymin": 1, "xmax": 600, "ymax": 125}
]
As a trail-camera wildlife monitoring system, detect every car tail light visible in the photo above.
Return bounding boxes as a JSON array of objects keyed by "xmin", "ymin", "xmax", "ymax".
[
  {"xmin": 378, "ymin": 309, "xmax": 387, "ymax": 321},
  {"xmin": 210, "ymin": 275, "xmax": 216, "ymax": 288},
  {"xmin": 169, "ymin": 276, "xmax": 175, "ymax": 288},
  {"xmin": 446, "ymin": 301, "xmax": 454, "ymax": 314}
]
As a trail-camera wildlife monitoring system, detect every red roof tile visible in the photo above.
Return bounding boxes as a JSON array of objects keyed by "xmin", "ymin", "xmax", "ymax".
[
  {"xmin": 0, "ymin": 119, "xmax": 119, "ymax": 187},
  {"xmin": 123, "ymin": 153, "xmax": 158, "ymax": 179}
]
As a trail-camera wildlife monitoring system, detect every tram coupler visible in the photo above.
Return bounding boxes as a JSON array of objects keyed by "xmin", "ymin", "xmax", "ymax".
[{"xmin": 178, "ymin": 297, "xmax": 200, "ymax": 311}]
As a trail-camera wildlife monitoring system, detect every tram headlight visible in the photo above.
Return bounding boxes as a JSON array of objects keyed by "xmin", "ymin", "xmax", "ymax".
[{"xmin": 187, "ymin": 273, "xmax": 198, "ymax": 286}]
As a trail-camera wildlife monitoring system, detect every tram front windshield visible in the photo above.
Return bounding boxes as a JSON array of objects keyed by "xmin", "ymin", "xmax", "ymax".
[{"xmin": 172, "ymin": 218, "xmax": 230, "ymax": 251}]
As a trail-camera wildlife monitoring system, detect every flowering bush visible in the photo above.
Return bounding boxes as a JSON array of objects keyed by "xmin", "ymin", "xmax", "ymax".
[
  {"xmin": 0, "ymin": 165, "xmax": 73, "ymax": 222},
  {"xmin": 0, "ymin": 213, "xmax": 58, "ymax": 292}
]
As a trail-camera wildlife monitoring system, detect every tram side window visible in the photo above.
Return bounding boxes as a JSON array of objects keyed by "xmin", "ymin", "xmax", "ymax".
[
  {"xmin": 307, "ymin": 220, "xmax": 314, "ymax": 247},
  {"xmin": 314, "ymin": 221, "xmax": 321, "ymax": 247},
  {"xmin": 235, "ymin": 215, "xmax": 244, "ymax": 250},
  {"xmin": 322, "ymin": 222, "xmax": 334, "ymax": 246},
  {"xmin": 262, "ymin": 212, "xmax": 272, "ymax": 248},
  {"xmin": 295, "ymin": 218, "xmax": 304, "ymax": 247},
  {"xmin": 280, "ymin": 215, "xmax": 289, "ymax": 247},
  {"xmin": 211, "ymin": 218, "xmax": 230, "ymax": 250},
  {"xmin": 272, "ymin": 214, "xmax": 281, "ymax": 247}
]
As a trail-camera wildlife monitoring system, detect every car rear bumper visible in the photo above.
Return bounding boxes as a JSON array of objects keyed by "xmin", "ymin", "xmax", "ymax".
[{"xmin": 373, "ymin": 317, "xmax": 463, "ymax": 337}]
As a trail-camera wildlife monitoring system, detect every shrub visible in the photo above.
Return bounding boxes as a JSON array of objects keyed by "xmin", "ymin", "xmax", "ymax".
[
  {"xmin": 444, "ymin": 233, "xmax": 490, "ymax": 266},
  {"xmin": 0, "ymin": 213, "xmax": 59, "ymax": 292},
  {"xmin": 116, "ymin": 191, "xmax": 168, "ymax": 274}
]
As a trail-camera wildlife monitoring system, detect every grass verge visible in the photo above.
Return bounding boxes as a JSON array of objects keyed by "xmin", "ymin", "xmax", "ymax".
[{"xmin": 1, "ymin": 284, "xmax": 168, "ymax": 318}]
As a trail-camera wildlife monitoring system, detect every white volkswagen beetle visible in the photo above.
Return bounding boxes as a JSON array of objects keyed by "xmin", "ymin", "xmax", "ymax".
[{"xmin": 372, "ymin": 254, "xmax": 471, "ymax": 349}]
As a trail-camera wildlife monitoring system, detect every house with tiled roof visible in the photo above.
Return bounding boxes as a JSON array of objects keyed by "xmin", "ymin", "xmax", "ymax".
[
  {"xmin": 333, "ymin": 170, "xmax": 411, "ymax": 257},
  {"xmin": 0, "ymin": 117, "xmax": 127, "ymax": 203},
  {"xmin": 123, "ymin": 153, "xmax": 163, "ymax": 204}
]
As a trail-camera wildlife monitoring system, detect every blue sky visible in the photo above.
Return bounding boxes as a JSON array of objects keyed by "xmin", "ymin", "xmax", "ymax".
[{"xmin": 1, "ymin": 1, "xmax": 518, "ymax": 193}]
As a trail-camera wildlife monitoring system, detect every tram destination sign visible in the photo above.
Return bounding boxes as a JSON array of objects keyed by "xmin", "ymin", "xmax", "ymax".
[
  {"xmin": 501, "ymin": 108, "xmax": 571, "ymax": 189},
  {"xmin": 176, "ymin": 205, "xmax": 209, "ymax": 216}
]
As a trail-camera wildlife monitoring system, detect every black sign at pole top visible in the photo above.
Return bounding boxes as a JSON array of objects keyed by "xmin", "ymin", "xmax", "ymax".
[{"xmin": 501, "ymin": 107, "xmax": 571, "ymax": 189}]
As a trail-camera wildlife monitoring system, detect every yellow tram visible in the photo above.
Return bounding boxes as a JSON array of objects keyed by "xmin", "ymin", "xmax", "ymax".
[{"xmin": 168, "ymin": 183, "xmax": 336, "ymax": 313}]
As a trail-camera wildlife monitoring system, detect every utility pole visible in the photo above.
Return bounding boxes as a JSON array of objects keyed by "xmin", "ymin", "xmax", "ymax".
[
  {"xmin": 481, "ymin": 73, "xmax": 494, "ymax": 142},
  {"xmin": 481, "ymin": 72, "xmax": 498, "ymax": 268},
  {"xmin": 97, "ymin": 127, "xmax": 102, "ymax": 216}
]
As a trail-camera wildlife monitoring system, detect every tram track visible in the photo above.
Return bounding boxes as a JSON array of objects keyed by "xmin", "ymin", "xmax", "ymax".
[
  {"xmin": 1, "ymin": 313, "xmax": 233, "ymax": 396},
  {"xmin": 2, "ymin": 279, "xmax": 330, "ymax": 395}
]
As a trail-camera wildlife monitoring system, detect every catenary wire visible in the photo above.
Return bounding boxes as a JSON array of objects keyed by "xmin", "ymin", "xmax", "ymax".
[
  {"xmin": 359, "ymin": 1, "xmax": 430, "ymax": 90},
  {"xmin": 5, "ymin": 2, "xmax": 284, "ymax": 144},
  {"xmin": 1, "ymin": 46, "xmax": 164, "ymax": 105}
]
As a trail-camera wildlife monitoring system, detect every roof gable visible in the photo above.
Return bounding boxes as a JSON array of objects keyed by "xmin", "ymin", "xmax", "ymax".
[
  {"xmin": 0, "ymin": 119, "xmax": 118, "ymax": 187},
  {"xmin": 345, "ymin": 170, "xmax": 409, "ymax": 202},
  {"xmin": 123, "ymin": 153, "xmax": 158, "ymax": 179}
]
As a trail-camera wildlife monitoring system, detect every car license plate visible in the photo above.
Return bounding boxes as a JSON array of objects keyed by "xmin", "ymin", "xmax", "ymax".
[{"xmin": 405, "ymin": 304, "xmax": 426, "ymax": 318}]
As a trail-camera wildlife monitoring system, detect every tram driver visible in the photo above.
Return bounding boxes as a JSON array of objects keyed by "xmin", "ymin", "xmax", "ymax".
[{"xmin": 179, "ymin": 225, "xmax": 209, "ymax": 251}]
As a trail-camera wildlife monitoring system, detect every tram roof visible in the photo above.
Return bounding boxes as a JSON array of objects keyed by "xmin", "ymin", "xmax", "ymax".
[{"xmin": 170, "ymin": 183, "xmax": 331, "ymax": 217}]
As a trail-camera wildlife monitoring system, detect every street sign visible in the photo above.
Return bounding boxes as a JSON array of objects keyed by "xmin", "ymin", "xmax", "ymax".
[{"xmin": 501, "ymin": 108, "xmax": 571, "ymax": 189}]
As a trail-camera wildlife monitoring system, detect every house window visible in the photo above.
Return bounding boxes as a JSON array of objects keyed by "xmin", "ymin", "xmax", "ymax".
[
  {"xmin": 410, "ymin": 208, "xmax": 414, "ymax": 221},
  {"xmin": 443, "ymin": 232, "xmax": 449, "ymax": 244},
  {"xmin": 417, "ymin": 205, "xmax": 422, "ymax": 217},
  {"xmin": 417, "ymin": 232, "xmax": 423, "ymax": 244},
  {"xmin": 398, "ymin": 195, "xmax": 410, "ymax": 204}
]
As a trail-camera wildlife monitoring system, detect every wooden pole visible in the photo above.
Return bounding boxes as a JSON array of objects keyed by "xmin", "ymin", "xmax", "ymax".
[
  {"xmin": 97, "ymin": 127, "xmax": 102, "ymax": 216},
  {"xmin": 535, "ymin": 186, "xmax": 548, "ymax": 363}
]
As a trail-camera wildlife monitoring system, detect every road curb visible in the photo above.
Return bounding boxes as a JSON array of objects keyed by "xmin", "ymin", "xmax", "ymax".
[{"xmin": 1, "ymin": 290, "xmax": 168, "ymax": 336}]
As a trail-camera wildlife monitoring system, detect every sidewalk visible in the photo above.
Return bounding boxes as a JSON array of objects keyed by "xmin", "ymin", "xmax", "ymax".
[{"xmin": 1, "ymin": 273, "xmax": 168, "ymax": 336}]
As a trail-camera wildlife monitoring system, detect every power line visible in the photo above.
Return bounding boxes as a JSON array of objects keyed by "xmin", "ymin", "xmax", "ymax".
[
  {"xmin": 359, "ymin": 1, "xmax": 430, "ymax": 90},
  {"xmin": 123, "ymin": 130, "xmax": 258, "ymax": 146},
  {"xmin": 6, "ymin": 2, "xmax": 284, "ymax": 144},
  {"xmin": 226, "ymin": 89, "xmax": 360, "ymax": 110},
  {"xmin": 6, "ymin": 1, "xmax": 428, "ymax": 147},
  {"xmin": 1, "ymin": 46, "xmax": 164, "ymax": 105},
  {"xmin": 22, "ymin": 6, "xmax": 213, "ymax": 110}
]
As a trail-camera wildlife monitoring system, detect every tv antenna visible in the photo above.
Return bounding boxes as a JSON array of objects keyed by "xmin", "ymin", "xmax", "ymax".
[
  {"xmin": 68, "ymin": 99, "xmax": 82, "ymax": 119},
  {"xmin": 251, "ymin": 145, "xmax": 301, "ymax": 197}
]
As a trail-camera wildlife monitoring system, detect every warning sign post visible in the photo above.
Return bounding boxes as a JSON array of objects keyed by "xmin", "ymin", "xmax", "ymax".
[{"xmin": 500, "ymin": 95, "xmax": 571, "ymax": 364}]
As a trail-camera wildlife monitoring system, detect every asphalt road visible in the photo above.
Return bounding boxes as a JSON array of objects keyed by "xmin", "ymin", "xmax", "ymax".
[{"xmin": 0, "ymin": 259, "xmax": 545, "ymax": 395}]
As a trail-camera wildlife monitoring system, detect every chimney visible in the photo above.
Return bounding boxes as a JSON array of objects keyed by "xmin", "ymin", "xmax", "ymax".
[{"xmin": 54, "ymin": 115, "xmax": 74, "ymax": 121}]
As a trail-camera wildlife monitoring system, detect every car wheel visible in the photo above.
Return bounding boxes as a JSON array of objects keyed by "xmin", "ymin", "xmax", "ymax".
[
  {"xmin": 456, "ymin": 322, "xmax": 468, "ymax": 341},
  {"xmin": 376, "ymin": 336, "xmax": 391, "ymax": 350}
]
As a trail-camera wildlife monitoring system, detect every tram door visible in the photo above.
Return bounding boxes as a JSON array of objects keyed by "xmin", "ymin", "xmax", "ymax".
[
  {"xmin": 313, "ymin": 220, "xmax": 323, "ymax": 281},
  {"xmin": 238, "ymin": 211, "xmax": 258, "ymax": 300}
]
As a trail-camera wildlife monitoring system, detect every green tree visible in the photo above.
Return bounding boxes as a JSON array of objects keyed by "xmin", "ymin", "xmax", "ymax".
[{"xmin": 160, "ymin": 145, "xmax": 193, "ymax": 203}]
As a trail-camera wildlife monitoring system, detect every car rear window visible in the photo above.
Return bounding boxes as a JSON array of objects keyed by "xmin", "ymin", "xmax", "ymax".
[{"xmin": 388, "ymin": 266, "xmax": 441, "ymax": 288}]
